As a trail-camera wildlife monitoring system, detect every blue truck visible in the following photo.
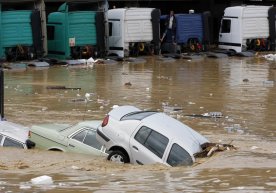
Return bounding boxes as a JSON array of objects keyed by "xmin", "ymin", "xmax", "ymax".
[
  {"xmin": 160, "ymin": 11, "xmax": 212, "ymax": 53},
  {"xmin": 0, "ymin": 0, "xmax": 46, "ymax": 61}
]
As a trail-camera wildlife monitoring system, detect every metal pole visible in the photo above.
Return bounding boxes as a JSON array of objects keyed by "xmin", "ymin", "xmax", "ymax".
[{"xmin": 0, "ymin": 62, "xmax": 4, "ymax": 120}]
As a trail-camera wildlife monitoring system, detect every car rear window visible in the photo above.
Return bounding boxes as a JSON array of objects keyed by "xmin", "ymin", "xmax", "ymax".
[
  {"xmin": 121, "ymin": 111, "xmax": 157, "ymax": 121},
  {"xmin": 3, "ymin": 137, "xmax": 25, "ymax": 149},
  {"xmin": 167, "ymin": 143, "xmax": 193, "ymax": 166}
]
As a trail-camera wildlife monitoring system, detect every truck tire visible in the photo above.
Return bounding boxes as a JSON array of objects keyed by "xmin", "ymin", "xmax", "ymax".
[{"xmin": 107, "ymin": 150, "xmax": 129, "ymax": 164}]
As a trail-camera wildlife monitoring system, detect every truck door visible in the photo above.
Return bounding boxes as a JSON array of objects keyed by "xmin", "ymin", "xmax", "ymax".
[
  {"xmin": 219, "ymin": 19, "xmax": 232, "ymax": 46},
  {"xmin": 219, "ymin": 18, "xmax": 241, "ymax": 52},
  {"xmin": 108, "ymin": 20, "xmax": 123, "ymax": 56}
]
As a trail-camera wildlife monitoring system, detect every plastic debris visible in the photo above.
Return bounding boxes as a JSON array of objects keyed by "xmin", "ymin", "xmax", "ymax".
[
  {"xmin": 31, "ymin": 175, "xmax": 53, "ymax": 185},
  {"xmin": 27, "ymin": 61, "xmax": 50, "ymax": 67},
  {"xmin": 263, "ymin": 80, "xmax": 274, "ymax": 87},
  {"xmin": 71, "ymin": 165, "xmax": 80, "ymax": 170},
  {"xmin": 201, "ymin": 112, "xmax": 223, "ymax": 118},
  {"xmin": 250, "ymin": 146, "xmax": 259, "ymax": 150},
  {"xmin": 263, "ymin": 54, "xmax": 276, "ymax": 61}
]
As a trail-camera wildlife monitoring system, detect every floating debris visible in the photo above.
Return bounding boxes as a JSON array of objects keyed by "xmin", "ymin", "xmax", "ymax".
[
  {"xmin": 27, "ymin": 61, "xmax": 50, "ymax": 67},
  {"xmin": 194, "ymin": 142, "xmax": 237, "ymax": 158},
  {"xmin": 224, "ymin": 124, "xmax": 245, "ymax": 134},
  {"xmin": 202, "ymin": 112, "xmax": 223, "ymax": 118},
  {"xmin": 31, "ymin": 175, "xmax": 53, "ymax": 185},
  {"xmin": 124, "ymin": 82, "xmax": 132, "ymax": 86},
  {"xmin": 263, "ymin": 80, "xmax": 274, "ymax": 87},
  {"xmin": 70, "ymin": 98, "xmax": 86, "ymax": 103},
  {"xmin": 243, "ymin": 78, "xmax": 249, "ymax": 82},
  {"xmin": 163, "ymin": 105, "xmax": 183, "ymax": 113},
  {"xmin": 262, "ymin": 54, "xmax": 276, "ymax": 61},
  {"xmin": 185, "ymin": 112, "xmax": 223, "ymax": 118},
  {"xmin": 46, "ymin": 86, "xmax": 81, "ymax": 90}
]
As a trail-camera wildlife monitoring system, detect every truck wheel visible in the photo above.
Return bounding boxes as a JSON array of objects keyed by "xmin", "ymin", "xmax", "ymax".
[{"xmin": 107, "ymin": 150, "xmax": 129, "ymax": 164}]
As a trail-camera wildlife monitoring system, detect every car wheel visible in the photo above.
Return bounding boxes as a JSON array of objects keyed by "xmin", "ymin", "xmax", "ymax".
[{"xmin": 107, "ymin": 150, "xmax": 129, "ymax": 164}]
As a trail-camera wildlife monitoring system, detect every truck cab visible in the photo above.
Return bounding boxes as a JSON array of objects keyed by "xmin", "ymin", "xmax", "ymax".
[
  {"xmin": 108, "ymin": 8, "xmax": 160, "ymax": 58},
  {"xmin": 47, "ymin": 1, "xmax": 107, "ymax": 60},
  {"xmin": 218, "ymin": 6, "xmax": 276, "ymax": 53}
]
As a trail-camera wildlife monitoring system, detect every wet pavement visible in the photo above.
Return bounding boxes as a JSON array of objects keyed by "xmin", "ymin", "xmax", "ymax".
[{"xmin": 1, "ymin": 54, "xmax": 276, "ymax": 192}]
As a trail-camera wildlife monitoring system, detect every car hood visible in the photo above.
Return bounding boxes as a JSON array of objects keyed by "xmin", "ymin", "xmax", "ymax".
[{"xmin": 108, "ymin": 105, "xmax": 141, "ymax": 120}]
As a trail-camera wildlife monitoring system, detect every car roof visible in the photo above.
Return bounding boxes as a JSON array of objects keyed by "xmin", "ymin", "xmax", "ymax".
[
  {"xmin": 141, "ymin": 113, "xmax": 208, "ymax": 154},
  {"xmin": 0, "ymin": 121, "xmax": 29, "ymax": 143},
  {"xmin": 31, "ymin": 120, "xmax": 102, "ymax": 134}
]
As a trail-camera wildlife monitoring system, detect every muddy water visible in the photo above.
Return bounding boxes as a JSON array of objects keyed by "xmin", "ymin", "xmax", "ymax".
[{"xmin": 1, "ymin": 55, "xmax": 276, "ymax": 192}]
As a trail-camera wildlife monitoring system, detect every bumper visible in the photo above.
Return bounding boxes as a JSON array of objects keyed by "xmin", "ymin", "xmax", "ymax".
[{"xmin": 26, "ymin": 139, "xmax": 36, "ymax": 149}]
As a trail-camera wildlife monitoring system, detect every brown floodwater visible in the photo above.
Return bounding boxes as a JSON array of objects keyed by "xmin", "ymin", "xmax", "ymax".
[{"xmin": 1, "ymin": 55, "xmax": 276, "ymax": 192}]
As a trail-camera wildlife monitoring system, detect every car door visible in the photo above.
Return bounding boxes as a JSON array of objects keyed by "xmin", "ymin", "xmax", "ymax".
[
  {"xmin": 129, "ymin": 126, "xmax": 169, "ymax": 165},
  {"xmin": 67, "ymin": 127, "xmax": 106, "ymax": 156}
]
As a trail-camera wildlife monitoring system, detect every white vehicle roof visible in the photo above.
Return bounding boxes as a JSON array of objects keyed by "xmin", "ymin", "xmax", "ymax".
[
  {"xmin": 224, "ymin": 5, "xmax": 271, "ymax": 18},
  {"xmin": 0, "ymin": 120, "xmax": 29, "ymax": 142},
  {"xmin": 142, "ymin": 113, "xmax": 208, "ymax": 154},
  {"xmin": 108, "ymin": 7, "xmax": 155, "ymax": 18}
]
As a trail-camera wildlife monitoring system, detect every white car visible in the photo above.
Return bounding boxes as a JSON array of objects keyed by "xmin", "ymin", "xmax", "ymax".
[
  {"xmin": 96, "ymin": 106, "xmax": 209, "ymax": 166},
  {"xmin": 0, "ymin": 120, "xmax": 35, "ymax": 149}
]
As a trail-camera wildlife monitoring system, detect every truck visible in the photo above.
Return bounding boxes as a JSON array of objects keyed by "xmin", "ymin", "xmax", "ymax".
[
  {"xmin": 218, "ymin": 5, "xmax": 276, "ymax": 53},
  {"xmin": 160, "ymin": 11, "xmax": 212, "ymax": 53},
  {"xmin": 108, "ymin": 7, "xmax": 160, "ymax": 58},
  {"xmin": 47, "ymin": 1, "xmax": 108, "ymax": 60},
  {"xmin": 0, "ymin": 0, "xmax": 47, "ymax": 61}
]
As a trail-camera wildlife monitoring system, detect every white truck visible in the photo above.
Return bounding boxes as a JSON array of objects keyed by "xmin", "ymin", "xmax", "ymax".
[
  {"xmin": 218, "ymin": 5, "xmax": 276, "ymax": 53},
  {"xmin": 107, "ymin": 7, "xmax": 160, "ymax": 58}
]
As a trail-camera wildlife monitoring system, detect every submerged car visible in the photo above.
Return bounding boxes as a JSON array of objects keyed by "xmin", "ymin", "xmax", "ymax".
[
  {"xmin": 0, "ymin": 120, "xmax": 35, "ymax": 149},
  {"xmin": 28, "ymin": 120, "xmax": 107, "ymax": 156},
  {"xmin": 96, "ymin": 105, "xmax": 209, "ymax": 166}
]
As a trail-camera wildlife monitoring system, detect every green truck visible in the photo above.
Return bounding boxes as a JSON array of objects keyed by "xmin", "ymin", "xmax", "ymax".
[
  {"xmin": 0, "ymin": 0, "xmax": 47, "ymax": 61},
  {"xmin": 47, "ymin": 1, "xmax": 107, "ymax": 60}
]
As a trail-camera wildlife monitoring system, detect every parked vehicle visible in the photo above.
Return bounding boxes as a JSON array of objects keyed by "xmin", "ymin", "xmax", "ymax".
[
  {"xmin": 218, "ymin": 5, "xmax": 276, "ymax": 53},
  {"xmin": 47, "ymin": 1, "xmax": 107, "ymax": 60},
  {"xmin": 0, "ymin": 0, "xmax": 47, "ymax": 61},
  {"xmin": 108, "ymin": 7, "xmax": 160, "ymax": 58},
  {"xmin": 0, "ymin": 120, "xmax": 35, "ymax": 149},
  {"xmin": 160, "ymin": 11, "xmax": 212, "ymax": 53},
  {"xmin": 96, "ymin": 106, "xmax": 209, "ymax": 166},
  {"xmin": 28, "ymin": 120, "xmax": 107, "ymax": 156}
]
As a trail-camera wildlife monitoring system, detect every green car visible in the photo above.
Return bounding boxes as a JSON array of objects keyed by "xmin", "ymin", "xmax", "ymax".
[{"xmin": 28, "ymin": 120, "xmax": 107, "ymax": 156}]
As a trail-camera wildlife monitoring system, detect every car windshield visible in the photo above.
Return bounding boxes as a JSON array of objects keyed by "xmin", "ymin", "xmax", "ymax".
[{"xmin": 121, "ymin": 111, "xmax": 157, "ymax": 121}]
